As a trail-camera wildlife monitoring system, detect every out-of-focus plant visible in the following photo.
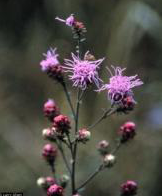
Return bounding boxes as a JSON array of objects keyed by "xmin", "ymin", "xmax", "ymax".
[{"xmin": 36, "ymin": 14, "xmax": 143, "ymax": 196}]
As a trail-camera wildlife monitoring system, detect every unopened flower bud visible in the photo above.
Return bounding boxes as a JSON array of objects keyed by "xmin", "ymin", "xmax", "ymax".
[
  {"xmin": 42, "ymin": 144, "xmax": 57, "ymax": 164},
  {"xmin": 103, "ymin": 154, "xmax": 116, "ymax": 167},
  {"xmin": 53, "ymin": 115, "xmax": 71, "ymax": 134},
  {"xmin": 47, "ymin": 184, "xmax": 64, "ymax": 196},
  {"xmin": 44, "ymin": 99, "xmax": 60, "ymax": 121},
  {"xmin": 97, "ymin": 140, "xmax": 109, "ymax": 155},
  {"xmin": 42, "ymin": 127, "xmax": 57, "ymax": 141},
  {"xmin": 37, "ymin": 177, "xmax": 46, "ymax": 188},
  {"xmin": 59, "ymin": 175, "xmax": 70, "ymax": 188},
  {"xmin": 119, "ymin": 122, "xmax": 136, "ymax": 143},
  {"xmin": 77, "ymin": 129, "xmax": 91, "ymax": 143},
  {"xmin": 46, "ymin": 177, "xmax": 56, "ymax": 188},
  {"xmin": 120, "ymin": 180, "xmax": 137, "ymax": 196}
]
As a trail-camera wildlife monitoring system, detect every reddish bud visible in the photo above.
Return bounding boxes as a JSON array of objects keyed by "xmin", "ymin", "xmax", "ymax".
[
  {"xmin": 44, "ymin": 99, "xmax": 60, "ymax": 121},
  {"xmin": 53, "ymin": 115, "xmax": 71, "ymax": 134},
  {"xmin": 119, "ymin": 122, "xmax": 136, "ymax": 143},
  {"xmin": 120, "ymin": 180, "xmax": 137, "ymax": 196},
  {"xmin": 47, "ymin": 65, "xmax": 64, "ymax": 83},
  {"xmin": 42, "ymin": 144, "xmax": 57, "ymax": 164},
  {"xmin": 47, "ymin": 184, "xmax": 64, "ymax": 196}
]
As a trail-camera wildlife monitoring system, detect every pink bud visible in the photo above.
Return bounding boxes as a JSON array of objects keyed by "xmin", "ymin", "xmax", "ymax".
[
  {"xmin": 47, "ymin": 184, "xmax": 64, "ymax": 196},
  {"xmin": 120, "ymin": 180, "xmax": 137, "ymax": 196},
  {"xmin": 78, "ymin": 129, "xmax": 91, "ymax": 143},
  {"xmin": 42, "ymin": 144, "xmax": 57, "ymax": 163},
  {"xmin": 44, "ymin": 99, "xmax": 60, "ymax": 121},
  {"xmin": 119, "ymin": 122, "xmax": 136, "ymax": 143}
]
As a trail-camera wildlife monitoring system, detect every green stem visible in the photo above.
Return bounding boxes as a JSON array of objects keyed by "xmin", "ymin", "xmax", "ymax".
[
  {"xmin": 72, "ymin": 89, "xmax": 81, "ymax": 194},
  {"xmin": 62, "ymin": 81, "xmax": 76, "ymax": 120},
  {"xmin": 76, "ymin": 164, "xmax": 104, "ymax": 191},
  {"xmin": 87, "ymin": 105, "xmax": 116, "ymax": 130}
]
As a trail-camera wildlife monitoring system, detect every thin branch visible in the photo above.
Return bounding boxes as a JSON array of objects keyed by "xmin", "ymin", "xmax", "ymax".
[
  {"xmin": 76, "ymin": 164, "xmax": 104, "ymax": 191},
  {"xmin": 87, "ymin": 106, "xmax": 116, "ymax": 130},
  {"xmin": 62, "ymin": 81, "xmax": 76, "ymax": 120},
  {"xmin": 111, "ymin": 140, "xmax": 122, "ymax": 155},
  {"xmin": 56, "ymin": 140, "xmax": 72, "ymax": 175},
  {"xmin": 72, "ymin": 89, "xmax": 81, "ymax": 194}
]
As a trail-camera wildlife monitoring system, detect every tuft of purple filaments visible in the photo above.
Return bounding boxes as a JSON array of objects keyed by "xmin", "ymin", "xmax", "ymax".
[
  {"xmin": 40, "ymin": 48, "xmax": 59, "ymax": 71},
  {"xmin": 63, "ymin": 52, "xmax": 104, "ymax": 90},
  {"xmin": 98, "ymin": 66, "xmax": 143, "ymax": 103}
]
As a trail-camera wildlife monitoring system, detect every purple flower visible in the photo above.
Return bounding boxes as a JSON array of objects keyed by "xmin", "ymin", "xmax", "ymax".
[
  {"xmin": 98, "ymin": 66, "xmax": 143, "ymax": 104},
  {"xmin": 63, "ymin": 52, "xmax": 104, "ymax": 90},
  {"xmin": 55, "ymin": 14, "xmax": 75, "ymax": 27},
  {"xmin": 40, "ymin": 48, "xmax": 59, "ymax": 71}
]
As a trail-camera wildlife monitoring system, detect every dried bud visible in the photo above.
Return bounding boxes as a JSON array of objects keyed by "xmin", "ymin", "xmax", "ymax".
[
  {"xmin": 37, "ymin": 177, "xmax": 46, "ymax": 188},
  {"xmin": 97, "ymin": 140, "xmax": 109, "ymax": 155},
  {"xmin": 42, "ymin": 144, "xmax": 57, "ymax": 164},
  {"xmin": 59, "ymin": 175, "xmax": 70, "ymax": 188},
  {"xmin": 103, "ymin": 154, "xmax": 116, "ymax": 167},
  {"xmin": 120, "ymin": 180, "xmax": 137, "ymax": 196},
  {"xmin": 53, "ymin": 115, "xmax": 71, "ymax": 134},
  {"xmin": 84, "ymin": 53, "xmax": 96, "ymax": 61},
  {"xmin": 119, "ymin": 122, "xmax": 136, "ymax": 143},
  {"xmin": 44, "ymin": 99, "xmax": 60, "ymax": 121},
  {"xmin": 47, "ymin": 184, "xmax": 64, "ymax": 196},
  {"xmin": 47, "ymin": 65, "xmax": 64, "ymax": 83},
  {"xmin": 42, "ymin": 127, "xmax": 57, "ymax": 141},
  {"xmin": 77, "ymin": 129, "xmax": 91, "ymax": 143},
  {"xmin": 117, "ymin": 95, "xmax": 136, "ymax": 114}
]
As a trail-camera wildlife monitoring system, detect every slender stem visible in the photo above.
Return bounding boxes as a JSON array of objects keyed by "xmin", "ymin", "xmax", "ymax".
[
  {"xmin": 62, "ymin": 81, "xmax": 76, "ymax": 120},
  {"xmin": 50, "ymin": 163, "xmax": 58, "ymax": 184},
  {"xmin": 72, "ymin": 89, "xmax": 81, "ymax": 194},
  {"xmin": 111, "ymin": 140, "xmax": 122, "ymax": 155},
  {"xmin": 56, "ymin": 140, "xmax": 72, "ymax": 175},
  {"xmin": 76, "ymin": 164, "xmax": 104, "ymax": 191},
  {"xmin": 66, "ymin": 133, "xmax": 74, "ymax": 155},
  {"xmin": 87, "ymin": 106, "xmax": 116, "ymax": 130}
]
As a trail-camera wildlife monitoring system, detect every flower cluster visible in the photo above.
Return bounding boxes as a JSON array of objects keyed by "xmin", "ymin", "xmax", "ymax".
[{"xmin": 37, "ymin": 13, "xmax": 143, "ymax": 196}]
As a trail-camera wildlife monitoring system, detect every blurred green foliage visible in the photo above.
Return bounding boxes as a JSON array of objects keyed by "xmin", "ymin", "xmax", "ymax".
[{"xmin": 0, "ymin": 0, "xmax": 162, "ymax": 195}]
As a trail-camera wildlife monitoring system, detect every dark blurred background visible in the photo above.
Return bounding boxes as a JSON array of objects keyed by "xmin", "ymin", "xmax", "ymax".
[{"xmin": 0, "ymin": 0, "xmax": 162, "ymax": 195}]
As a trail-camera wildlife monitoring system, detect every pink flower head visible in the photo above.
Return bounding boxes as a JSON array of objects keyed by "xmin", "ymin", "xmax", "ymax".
[
  {"xmin": 55, "ymin": 14, "xmax": 75, "ymax": 27},
  {"xmin": 98, "ymin": 66, "xmax": 143, "ymax": 104},
  {"xmin": 63, "ymin": 52, "xmax": 104, "ymax": 90},
  {"xmin": 40, "ymin": 48, "xmax": 59, "ymax": 71}
]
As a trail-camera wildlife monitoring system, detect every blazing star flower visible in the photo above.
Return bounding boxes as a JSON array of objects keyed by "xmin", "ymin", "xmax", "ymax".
[
  {"xmin": 63, "ymin": 52, "xmax": 104, "ymax": 90},
  {"xmin": 55, "ymin": 14, "xmax": 75, "ymax": 27},
  {"xmin": 98, "ymin": 66, "xmax": 143, "ymax": 104},
  {"xmin": 40, "ymin": 48, "xmax": 59, "ymax": 71}
]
